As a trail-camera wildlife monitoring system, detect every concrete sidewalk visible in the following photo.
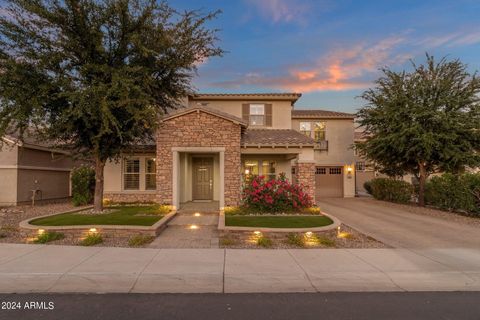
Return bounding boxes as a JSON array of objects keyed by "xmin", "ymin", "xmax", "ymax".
[{"xmin": 0, "ymin": 244, "xmax": 478, "ymax": 293}]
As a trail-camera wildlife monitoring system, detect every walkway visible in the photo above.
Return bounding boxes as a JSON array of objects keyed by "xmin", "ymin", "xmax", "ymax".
[
  {"xmin": 148, "ymin": 202, "xmax": 220, "ymax": 248},
  {"xmin": 0, "ymin": 244, "xmax": 478, "ymax": 293}
]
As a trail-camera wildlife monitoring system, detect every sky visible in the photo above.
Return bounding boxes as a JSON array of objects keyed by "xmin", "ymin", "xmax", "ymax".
[
  {"xmin": 1, "ymin": 0, "xmax": 479, "ymax": 113},
  {"xmin": 170, "ymin": 0, "xmax": 480, "ymax": 112}
]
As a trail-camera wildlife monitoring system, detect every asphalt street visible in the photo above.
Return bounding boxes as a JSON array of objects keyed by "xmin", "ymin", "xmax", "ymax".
[{"xmin": 0, "ymin": 292, "xmax": 479, "ymax": 320}]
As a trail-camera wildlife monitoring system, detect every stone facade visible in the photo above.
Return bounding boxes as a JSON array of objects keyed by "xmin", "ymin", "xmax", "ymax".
[
  {"xmin": 296, "ymin": 162, "xmax": 316, "ymax": 202},
  {"xmin": 157, "ymin": 110, "xmax": 242, "ymax": 206},
  {"xmin": 103, "ymin": 193, "xmax": 156, "ymax": 203}
]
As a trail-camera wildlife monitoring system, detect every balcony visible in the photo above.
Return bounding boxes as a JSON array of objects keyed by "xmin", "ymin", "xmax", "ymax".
[{"xmin": 314, "ymin": 140, "xmax": 328, "ymax": 151}]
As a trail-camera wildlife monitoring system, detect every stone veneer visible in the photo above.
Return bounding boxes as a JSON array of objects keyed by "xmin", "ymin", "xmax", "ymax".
[
  {"xmin": 103, "ymin": 193, "xmax": 156, "ymax": 203},
  {"xmin": 156, "ymin": 110, "xmax": 242, "ymax": 206},
  {"xmin": 296, "ymin": 162, "xmax": 316, "ymax": 202}
]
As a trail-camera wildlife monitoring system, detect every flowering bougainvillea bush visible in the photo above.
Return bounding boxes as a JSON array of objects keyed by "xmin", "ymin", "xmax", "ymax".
[{"xmin": 242, "ymin": 173, "xmax": 313, "ymax": 213}]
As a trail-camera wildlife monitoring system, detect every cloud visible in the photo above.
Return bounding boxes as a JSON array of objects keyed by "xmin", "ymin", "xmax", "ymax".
[
  {"xmin": 416, "ymin": 30, "xmax": 480, "ymax": 48},
  {"xmin": 245, "ymin": 0, "xmax": 310, "ymax": 24},
  {"xmin": 213, "ymin": 35, "xmax": 410, "ymax": 92}
]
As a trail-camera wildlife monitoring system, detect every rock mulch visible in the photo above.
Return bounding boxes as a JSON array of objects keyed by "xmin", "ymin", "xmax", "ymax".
[
  {"xmin": 219, "ymin": 224, "xmax": 387, "ymax": 249},
  {"xmin": 0, "ymin": 202, "xmax": 132, "ymax": 247}
]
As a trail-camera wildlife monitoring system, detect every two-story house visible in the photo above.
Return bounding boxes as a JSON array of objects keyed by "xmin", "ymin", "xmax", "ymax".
[{"xmin": 102, "ymin": 93, "xmax": 356, "ymax": 209}]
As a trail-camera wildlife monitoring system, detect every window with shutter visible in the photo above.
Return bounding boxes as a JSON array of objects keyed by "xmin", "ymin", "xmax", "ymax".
[{"xmin": 249, "ymin": 104, "xmax": 265, "ymax": 126}]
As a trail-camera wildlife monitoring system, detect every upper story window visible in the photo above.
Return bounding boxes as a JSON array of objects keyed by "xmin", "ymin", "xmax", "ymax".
[
  {"xmin": 314, "ymin": 121, "xmax": 326, "ymax": 142},
  {"xmin": 249, "ymin": 104, "xmax": 265, "ymax": 126},
  {"xmin": 242, "ymin": 103, "xmax": 272, "ymax": 127},
  {"xmin": 300, "ymin": 122, "xmax": 311, "ymax": 137}
]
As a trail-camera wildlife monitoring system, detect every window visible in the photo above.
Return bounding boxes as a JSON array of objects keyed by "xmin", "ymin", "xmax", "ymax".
[
  {"xmin": 314, "ymin": 121, "xmax": 326, "ymax": 142},
  {"xmin": 145, "ymin": 158, "xmax": 156, "ymax": 190},
  {"xmin": 124, "ymin": 158, "xmax": 140, "ymax": 190},
  {"xmin": 249, "ymin": 104, "xmax": 265, "ymax": 126},
  {"xmin": 300, "ymin": 122, "xmax": 311, "ymax": 137},
  {"xmin": 316, "ymin": 167, "xmax": 326, "ymax": 175},
  {"xmin": 329, "ymin": 167, "xmax": 342, "ymax": 174},
  {"xmin": 355, "ymin": 161, "xmax": 365, "ymax": 171},
  {"xmin": 291, "ymin": 167, "xmax": 296, "ymax": 175},
  {"xmin": 244, "ymin": 160, "xmax": 259, "ymax": 176},
  {"xmin": 262, "ymin": 160, "xmax": 276, "ymax": 180}
]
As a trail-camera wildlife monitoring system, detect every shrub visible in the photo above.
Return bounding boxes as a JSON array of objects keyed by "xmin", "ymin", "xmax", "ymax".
[
  {"xmin": 363, "ymin": 181, "xmax": 373, "ymax": 194},
  {"xmin": 242, "ymin": 173, "xmax": 313, "ymax": 213},
  {"xmin": 369, "ymin": 178, "xmax": 414, "ymax": 203},
  {"xmin": 315, "ymin": 235, "xmax": 335, "ymax": 247},
  {"xmin": 220, "ymin": 238, "xmax": 237, "ymax": 246},
  {"xmin": 286, "ymin": 233, "xmax": 305, "ymax": 247},
  {"xmin": 257, "ymin": 236, "xmax": 273, "ymax": 248},
  {"xmin": 128, "ymin": 235, "xmax": 155, "ymax": 247},
  {"xmin": 80, "ymin": 233, "xmax": 103, "ymax": 246},
  {"xmin": 33, "ymin": 231, "xmax": 65, "ymax": 244},
  {"xmin": 425, "ymin": 173, "xmax": 480, "ymax": 214},
  {"xmin": 71, "ymin": 166, "xmax": 95, "ymax": 206}
]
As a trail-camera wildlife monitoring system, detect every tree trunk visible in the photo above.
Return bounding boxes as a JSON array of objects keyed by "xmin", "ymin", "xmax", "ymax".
[
  {"xmin": 94, "ymin": 156, "xmax": 106, "ymax": 212},
  {"xmin": 418, "ymin": 162, "xmax": 427, "ymax": 207}
]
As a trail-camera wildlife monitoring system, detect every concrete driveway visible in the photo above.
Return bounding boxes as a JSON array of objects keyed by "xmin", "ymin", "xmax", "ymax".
[{"xmin": 318, "ymin": 197, "xmax": 480, "ymax": 249}]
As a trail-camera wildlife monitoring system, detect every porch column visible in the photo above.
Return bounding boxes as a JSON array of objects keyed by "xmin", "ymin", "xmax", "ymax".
[
  {"xmin": 172, "ymin": 150, "xmax": 179, "ymax": 210},
  {"xmin": 296, "ymin": 161, "xmax": 316, "ymax": 202},
  {"xmin": 219, "ymin": 151, "xmax": 225, "ymax": 209}
]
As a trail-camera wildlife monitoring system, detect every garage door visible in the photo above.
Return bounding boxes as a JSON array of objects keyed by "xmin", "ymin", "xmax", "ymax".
[{"xmin": 315, "ymin": 167, "xmax": 343, "ymax": 199}]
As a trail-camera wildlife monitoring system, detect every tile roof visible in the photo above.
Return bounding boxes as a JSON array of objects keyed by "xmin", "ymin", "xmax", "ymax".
[
  {"xmin": 190, "ymin": 93, "xmax": 302, "ymax": 102},
  {"xmin": 162, "ymin": 106, "xmax": 248, "ymax": 127},
  {"xmin": 292, "ymin": 109, "xmax": 355, "ymax": 119},
  {"xmin": 241, "ymin": 129, "xmax": 315, "ymax": 147}
]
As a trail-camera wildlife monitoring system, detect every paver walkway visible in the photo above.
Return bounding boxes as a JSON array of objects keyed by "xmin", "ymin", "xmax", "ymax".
[
  {"xmin": 149, "ymin": 203, "xmax": 219, "ymax": 248},
  {"xmin": 0, "ymin": 244, "xmax": 478, "ymax": 293}
]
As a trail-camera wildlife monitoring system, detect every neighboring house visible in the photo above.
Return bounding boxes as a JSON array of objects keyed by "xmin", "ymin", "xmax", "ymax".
[
  {"xmin": 353, "ymin": 130, "xmax": 376, "ymax": 194},
  {"xmin": 103, "ymin": 93, "xmax": 356, "ymax": 209},
  {"xmin": 0, "ymin": 133, "xmax": 76, "ymax": 206}
]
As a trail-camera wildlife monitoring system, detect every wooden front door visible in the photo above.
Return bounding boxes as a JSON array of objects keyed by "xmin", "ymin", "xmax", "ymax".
[{"xmin": 192, "ymin": 157, "xmax": 214, "ymax": 200}]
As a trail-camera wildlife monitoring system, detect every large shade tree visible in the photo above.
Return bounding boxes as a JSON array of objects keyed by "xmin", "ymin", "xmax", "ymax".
[
  {"xmin": 356, "ymin": 54, "xmax": 480, "ymax": 206},
  {"xmin": 0, "ymin": 0, "xmax": 223, "ymax": 211}
]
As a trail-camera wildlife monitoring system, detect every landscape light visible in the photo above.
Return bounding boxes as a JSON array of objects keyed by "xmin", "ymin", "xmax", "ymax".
[
  {"xmin": 254, "ymin": 231, "xmax": 262, "ymax": 236},
  {"xmin": 89, "ymin": 228, "xmax": 97, "ymax": 234},
  {"xmin": 305, "ymin": 231, "xmax": 313, "ymax": 238},
  {"xmin": 194, "ymin": 212, "xmax": 201, "ymax": 217},
  {"xmin": 189, "ymin": 225, "xmax": 199, "ymax": 230},
  {"xmin": 38, "ymin": 229, "xmax": 45, "ymax": 235}
]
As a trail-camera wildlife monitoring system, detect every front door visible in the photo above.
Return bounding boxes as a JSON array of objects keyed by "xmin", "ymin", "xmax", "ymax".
[{"xmin": 192, "ymin": 157, "xmax": 214, "ymax": 200}]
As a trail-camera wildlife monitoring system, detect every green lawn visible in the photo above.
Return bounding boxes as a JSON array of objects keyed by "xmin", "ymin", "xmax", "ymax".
[
  {"xmin": 30, "ymin": 205, "xmax": 170, "ymax": 226},
  {"xmin": 225, "ymin": 215, "xmax": 333, "ymax": 228}
]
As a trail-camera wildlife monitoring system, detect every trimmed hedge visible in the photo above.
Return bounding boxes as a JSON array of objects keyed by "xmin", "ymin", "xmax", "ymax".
[
  {"xmin": 368, "ymin": 178, "xmax": 414, "ymax": 203},
  {"xmin": 71, "ymin": 166, "xmax": 95, "ymax": 206},
  {"xmin": 425, "ymin": 173, "xmax": 480, "ymax": 215}
]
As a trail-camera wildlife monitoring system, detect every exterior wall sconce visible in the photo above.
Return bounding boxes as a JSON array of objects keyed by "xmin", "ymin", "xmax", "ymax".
[{"xmin": 346, "ymin": 166, "xmax": 353, "ymax": 179}]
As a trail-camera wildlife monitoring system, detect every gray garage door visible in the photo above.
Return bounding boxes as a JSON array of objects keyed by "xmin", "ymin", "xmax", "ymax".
[{"xmin": 315, "ymin": 167, "xmax": 343, "ymax": 199}]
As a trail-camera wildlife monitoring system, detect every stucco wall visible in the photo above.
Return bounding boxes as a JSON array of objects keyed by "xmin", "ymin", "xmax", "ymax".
[
  {"xmin": 291, "ymin": 118, "xmax": 355, "ymax": 165},
  {"xmin": 17, "ymin": 147, "xmax": 73, "ymax": 169},
  {"xmin": 188, "ymin": 99, "xmax": 293, "ymax": 129},
  {"xmin": 16, "ymin": 169, "xmax": 70, "ymax": 203},
  {"xmin": 0, "ymin": 169, "xmax": 17, "ymax": 205},
  {"xmin": 0, "ymin": 145, "xmax": 18, "ymax": 165}
]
